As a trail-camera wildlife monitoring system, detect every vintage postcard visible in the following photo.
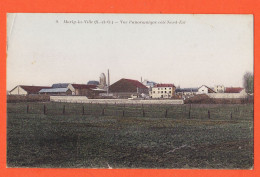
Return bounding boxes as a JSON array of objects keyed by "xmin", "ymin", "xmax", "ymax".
[{"xmin": 6, "ymin": 13, "xmax": 254, "ymax": 169}]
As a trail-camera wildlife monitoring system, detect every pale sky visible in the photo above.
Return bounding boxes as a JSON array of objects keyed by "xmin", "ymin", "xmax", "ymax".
[{"xmin": 7, "ymin": 14, "xmax": 253, "ymax": 90}]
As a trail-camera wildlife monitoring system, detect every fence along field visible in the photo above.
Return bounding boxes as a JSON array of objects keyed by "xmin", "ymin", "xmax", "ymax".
[
  {"xmin": 7, "ymin": 102, "xmax": 254, "ymax": 121},
  {"xmin": 7, "ymin": 102, "xmax": 253, "ymax": 168}
]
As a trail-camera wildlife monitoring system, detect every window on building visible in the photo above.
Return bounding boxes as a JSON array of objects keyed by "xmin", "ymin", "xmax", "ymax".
[
  {"xmin": 169, "ymin": 88, "xmax": 171, "ymax": 89},
  {"xmin": 161, "ymin": 91, "xmax": 163, "ymax": 93},
  {"xmin": 153, "ymin": 91, "xmax": 155, "ymax": 93},
  {"xmin": 169, "ymin": 91, "xmax": 171, "ymax": 93},
  {"xmin": 165, "ymin": 88, "xmax": 166, "ymax": 90},
  {"xmin": 165, "ymin": 91, "xmax": 167, "ymax": 93},
  {"xmin": 158, "ymin": 91, "xmax": 160, "ymax": 93}
]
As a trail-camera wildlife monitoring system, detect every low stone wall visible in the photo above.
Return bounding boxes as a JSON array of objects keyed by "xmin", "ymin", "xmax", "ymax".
[
  {"xmin": 50, "ymin": 96, "xmax": 184, "ymax": 104},
  {"xmin": 207, "ymin": 93, "xmax": 247, "ymax": 99},
  {"xmin": 50, "ymin": 96, "xmax": 89, "ymax": 102},
  {"xmin": 7, "ymin": 95, "xmax": 50, "ymax": 103}
]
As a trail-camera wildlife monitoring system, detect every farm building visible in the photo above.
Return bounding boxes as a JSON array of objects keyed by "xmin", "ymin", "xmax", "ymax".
[
  {"xmin": 198, "ymin": 85, "xmax": 216, "ymax": 94},
  {"xmin": 224, "ymin": 87, "xmax": 245, "ymax": 93},
  {"xmin": 175, "ymin": 88, "xmax": 198, "ymax": 98},
  {"xmin": 150, "ymin": 84, "xmax": 176, "ymax": 99},
  {"xmin": 39, "ymin": 88, "xmax": 73, "ymax": 95},
  {"xmin": 68, "ymin": 84, "xmax": 98, "ymax": 97},
  {"xmin": 109, "ymin": 78, "xmax": 149, "ymax": 98},
  {"xmin": 51, "ymin": 83, "xmax": 98, "ymax": 96},
  {"xmin": 207, "ymin": 87, "xmax": 247, "ymax": 99},
  {"xmin": 9, "ymin": 85, "xmax": 51, "ymax": 95}
]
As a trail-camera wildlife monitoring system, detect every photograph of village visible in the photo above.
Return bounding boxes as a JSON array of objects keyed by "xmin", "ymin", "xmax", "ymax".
[{"xmin": 6, "ymin": 14, "xmax": 254, "ymax": 169}]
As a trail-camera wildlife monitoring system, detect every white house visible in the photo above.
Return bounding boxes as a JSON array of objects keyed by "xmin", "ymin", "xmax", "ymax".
[
  {"xmin": 150, "ymin": 84, "xmax": 176, "ymax": 98},
  {"xmin": 214, "ymin": 85, "xmax": 225, "ymax": 93},
  {"xmin": 198, "ymin": 85, "xmax": 216, "ymax": 94}
]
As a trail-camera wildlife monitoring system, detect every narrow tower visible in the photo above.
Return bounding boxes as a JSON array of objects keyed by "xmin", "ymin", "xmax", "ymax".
[{"xmin": 107, "ymin": 69, "xmax": 110, "ymax": 95}]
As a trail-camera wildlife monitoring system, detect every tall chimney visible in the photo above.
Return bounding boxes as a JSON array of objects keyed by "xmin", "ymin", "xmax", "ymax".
[
  {"xmin": 107, "ymin": 69, "xmax": 110, "ymax": 95},
  {"xmin": 141, "ymin": 77, "xmax": 143, "ymax": 83}
]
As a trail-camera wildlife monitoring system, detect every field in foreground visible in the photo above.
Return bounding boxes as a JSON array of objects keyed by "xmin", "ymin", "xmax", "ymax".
[{"xmin": 7, "ymin": 103, "xmax": 253, "ymax": 168}]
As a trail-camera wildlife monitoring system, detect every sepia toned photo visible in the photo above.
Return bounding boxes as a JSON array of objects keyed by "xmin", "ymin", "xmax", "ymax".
[{"xmin": 6, "ymin": 14, "xmax": 254, "ymax": 169}]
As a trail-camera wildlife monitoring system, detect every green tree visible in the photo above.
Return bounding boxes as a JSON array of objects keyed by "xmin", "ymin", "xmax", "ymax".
[{"xmin": 243, "ymin": 72, "xmax": 254, "ymax": 94}]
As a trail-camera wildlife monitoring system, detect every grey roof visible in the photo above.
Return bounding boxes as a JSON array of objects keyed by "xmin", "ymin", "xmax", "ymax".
[
  {"xmin": 175, "ymin": 88, "xmax": 198, "ymax": 92},
  {"xmin": 147, "ymin": 81, "xmax": 156, "ymax": 84},
  {"xmin": 87, "ymin": 80, "xmax": 99, "ymax": 85},
  {"xmin": 39, "ymin": 88, "xmax": 70, "ymax": 93},
  {"xmin": 52, "ymin": 83, "xmax": 70, "ymax": 88}
]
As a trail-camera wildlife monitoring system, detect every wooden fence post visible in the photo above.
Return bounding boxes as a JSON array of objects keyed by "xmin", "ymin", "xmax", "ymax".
[
  {"xmin": 208, "ymin": 110, "xmax": 210, "ymax": 119},
  {"xmin": 165, "ymin": 109, "xmax": 168, "ymax": 118},
  {"xmin": 188, "ymin": 110, "xmax": 191, "ymax": 119},
  {"xmin": 230, "ymin": 112, "xmax": 232, "ymax": 120},
  {"xmin": 63, "ymin": 105, "xmax": 65, "ymax": 115},
  {"xmin": 43, "ymin": 104, "xmax": 46, "ymax": 115},
  {"xmin": 143, "ymin": 109, "xmax": 145, "ymax": 117},
  {"xmin": 102, "ymin": 108, "xmax": 105, "ymax": 116},
  {"xmin": 82, "ymin": 105, "xmax": 84, "ymax": 115},
  {"xmin": 27, "ymin": 105, "xmax": 29, "ymax": 114}
]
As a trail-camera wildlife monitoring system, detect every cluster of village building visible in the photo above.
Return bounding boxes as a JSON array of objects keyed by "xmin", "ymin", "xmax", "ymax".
[{"xmin": 8, "ymin": 72, "xmax": 248, "ymax": 99}]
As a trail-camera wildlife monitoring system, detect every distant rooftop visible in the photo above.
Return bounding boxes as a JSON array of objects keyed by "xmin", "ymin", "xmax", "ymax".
[
  {"xmin": 154, "ymin": 84, "xmax": 175, "ymax": 88},
  {"xmin": 52, "ymin": 83, "xmax": 70, "ymax": 88},
  {"xmin": 175, "ymin": 88, "xmax": 198, "ymax": 92},
  {"xmin": 71, "ymin": 84, "xmax": 97, "ymax": 89},
  {"xmin": 18, "ymin": 85, "xmax": 51, "ymax": 94},
  {"xmin": 225, "ymin": 87, "xmax": 244, "ymax": 93},
  {"xmin": 87, "ymin": 80, "xmax": 99, "ymax": 85},
  {"xmin": 39, "ymin": 88, "xmax": 70, "ymax": 93},
  {"xmin": 109, "ymin": 78, "xmax": 148, "ymax": 93}
]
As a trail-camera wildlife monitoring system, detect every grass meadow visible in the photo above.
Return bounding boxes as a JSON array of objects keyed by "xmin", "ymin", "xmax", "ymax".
[{"xmin": 7, "ymin": 102, "xmax": 254, "ymax": 168}]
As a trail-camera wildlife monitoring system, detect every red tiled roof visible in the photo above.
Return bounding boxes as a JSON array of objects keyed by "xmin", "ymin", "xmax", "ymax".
[
  {"xmin": 109, "ymin": 78, "xmax": 148, "ymax": 92},
  {"xmin": 123, "ymin": 79, "xmax": 148, "ymax": 89},
  {"xmin": 154, "ymin": 84, "xmax": 175, "ymax": 88},
  {"xmin": 71, "ymin": 84, "xmax": 97, "ymax": 89},
  {"xmin": 20, "ymin": 85, "xmax": 51, "ymax": 94},
  {"xmin": 225, "ymin": 87, "xmax": 244, "ymax": 93}
]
